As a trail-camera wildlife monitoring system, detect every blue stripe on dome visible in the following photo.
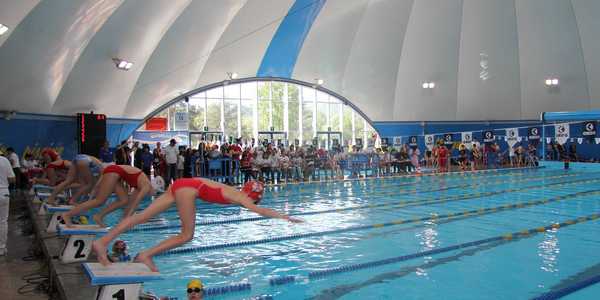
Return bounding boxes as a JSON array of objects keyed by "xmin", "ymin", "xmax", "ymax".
[{"xmin": 257, "ymin": 0, "xmax": 326, "ymax": 78}]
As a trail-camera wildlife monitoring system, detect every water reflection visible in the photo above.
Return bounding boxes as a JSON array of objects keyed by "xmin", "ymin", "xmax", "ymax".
[
  {"xmin": 538, "ymin": 229, "xmax": 559, "ymax": 273},
  {"xmin": 415, "ymin": 219, "xmax": 439, "ymax": 277}
]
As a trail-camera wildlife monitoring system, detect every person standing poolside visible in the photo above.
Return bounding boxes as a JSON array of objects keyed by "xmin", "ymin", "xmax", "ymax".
[
  {"xmin": 0, "ymin": 150, "xmax": 16, "ymax": 256},
  {"xmin": 92, "ymin": 179, "xmax": 302, "ymax": 272}
]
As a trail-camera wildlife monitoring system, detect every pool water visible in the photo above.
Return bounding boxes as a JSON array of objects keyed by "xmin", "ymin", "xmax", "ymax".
[{"xmin": 103, "ymin": 162, "xmax": 600, "ymax": 299}]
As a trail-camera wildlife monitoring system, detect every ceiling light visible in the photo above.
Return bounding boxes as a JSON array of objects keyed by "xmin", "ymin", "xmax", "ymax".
[
  {"xmin": 315, "ymin": 78, "xmax": 324, "ymax": 85},
  {"xmin": 545, "ymin": 79, "xmax": 552, "ymax": 86},
  {"xmin": 422, "ymin": 81, "xmax": 435, "ymax": 89},
  {"xmin": 551, "ymin": 78, "xmax": 559, "ymax": 85},
  {"xmin": 112, "ymin": 58, "xmax": 133, "ymax": 71},
  {"xmin": 0, "ymin": 24, "xmax": 8, "ymax": 35},
  {"xmin": 230, "ymin": 72, "xmax": 238, "ymax": 79},
  {"xmin": 545, "ymin": 77, "xmax": 559, "ymax": 86}
]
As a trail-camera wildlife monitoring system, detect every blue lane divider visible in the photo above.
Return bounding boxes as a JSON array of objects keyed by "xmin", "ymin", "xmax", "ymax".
[
  {"xmin": 157, "ymin": 187, "xmax": 600, "ymax": 256},
  {"xmin": 131, "ymin": 175, "xmax": 597, "ymax": 233},
  {"xmin": 306, "ymin": 212, "xmax": 600, "ymax": 280},
  {"xmin": 531, "ymin": 274, "xmax": 600, "ymax": 300},
  {"xmin": 203, "ymin": 282, "xmax": 251, "ymax": 297}
]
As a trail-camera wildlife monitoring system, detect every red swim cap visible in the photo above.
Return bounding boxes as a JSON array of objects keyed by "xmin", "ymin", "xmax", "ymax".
[
  {"xmin": 242, "ymin": 181, "xmax": 264, "ymax": 203},
  {"xmin": 42, "ymin": 149, "xmax": 59, "ymax": 161}
]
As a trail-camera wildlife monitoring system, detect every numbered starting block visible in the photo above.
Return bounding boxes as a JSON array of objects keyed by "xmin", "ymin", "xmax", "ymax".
[
  {"xmin": 83, "ymin": 263, "xmax": 161, "ymax": 300},
  {"xmin": 58, "ymin": 224, "xmax": 108, "ymax": 263},
  {"xmin": 35, "ymin": 192, "xmax": 67, "ymax": 207},
  {"xmin": 44, "ymin": 205, "xmax": 73, "ymax": 232}
]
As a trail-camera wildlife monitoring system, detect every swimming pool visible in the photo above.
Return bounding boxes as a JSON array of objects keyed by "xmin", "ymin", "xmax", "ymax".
[{"xmin": 104, "ymin": 163, "xmax": 600, "ymax": 299}]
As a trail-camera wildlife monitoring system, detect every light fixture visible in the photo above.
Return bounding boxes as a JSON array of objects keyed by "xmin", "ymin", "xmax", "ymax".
[
  {"xmin": 422, "ymin": 82, "xmax": 435, "ymax": 89},
  {"xmin": 112, "ymin": 58, "xmax": 133, "ymax": 71},
  {"xmin": 0, "ymin": 24, "xmax": 8, "ymax": 35},
  {"xmin": 545, "ymin": 77, "xmax": 559, "ymax": 86},
  {"xmin": 226, "ymin": 72, "xmax": 238, "ymax": 80},
  {"xmin": 315, "ymin": 78, "xmax": 324, "ymax": 86}
]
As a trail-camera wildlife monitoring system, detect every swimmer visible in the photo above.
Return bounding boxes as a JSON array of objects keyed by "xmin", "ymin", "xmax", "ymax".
[
  {"xmin": 186, "ymin": 279, "xmax": 204, "ymax": 300},
  {"xmin": 92, "ymin": 179, "xmax": 303, "ymax": 272},
  {"xmin": 61, "ymin": 165, "xmax": 153, "ymax": 227},
  {"xmin": 32, "ymin": 149, "xmax": 72, "ymax": 186},
  {"xmin": 47, "ymin": 154, "xmax": 103, "ymax": 205},
  {"xmin": 108, "ymin": 240, "xmax": 131, "ymax": 263}
]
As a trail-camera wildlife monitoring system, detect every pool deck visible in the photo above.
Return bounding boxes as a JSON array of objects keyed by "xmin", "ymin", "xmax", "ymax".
[{"xmin": 24, "ymin": 192, "xmax": 99, "ymax": 300}]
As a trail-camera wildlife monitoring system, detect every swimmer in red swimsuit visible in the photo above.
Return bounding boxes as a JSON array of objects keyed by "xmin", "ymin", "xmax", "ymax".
[
  {"xmin": 32, "ymin": 149, "xmax": 72, "ymax": 186},
  {"xmin": 61, "ymin": 165, "xmax": 153, "ymax": 227},
  {"xmin": 47, "ymin": 154, "xmax": 104, "ymax": 206},
  {"xmin": 92, "ymin": 179, "xmax": 302, "ymax": 272}
]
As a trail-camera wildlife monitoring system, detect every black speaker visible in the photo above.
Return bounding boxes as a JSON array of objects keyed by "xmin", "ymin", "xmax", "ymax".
[{"xmin": 77, "ymin": 113, "xmax": 106, "ymax": 157}]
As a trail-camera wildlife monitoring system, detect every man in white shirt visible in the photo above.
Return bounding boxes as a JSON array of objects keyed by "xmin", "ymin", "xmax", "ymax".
[
  {"xmin": 0, "ymin": 150, "xmax": 16, "ymax": 256},
  {"xmin": 163, "ymin": 139, "xmax": 179, "ymax": 187},
  {"xmin": 6, "ymin": 148, "xmax": 21, "ymax": 190}
]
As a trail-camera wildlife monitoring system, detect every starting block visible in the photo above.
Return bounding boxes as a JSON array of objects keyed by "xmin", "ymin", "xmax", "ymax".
[
  {"xmin": 83, "ymin": 263, "xmax": 161, "ymax": 300},
  {"xmin": 58, "ymin": 224, "xmax": 108, "ymax": 263},
  {"xmin": 44, "ymin": 205, "xmax": 73, "ymax": 232},
  {"xmin": 35, "ymin": 192, "xmax": 67, "ymax": 207}
]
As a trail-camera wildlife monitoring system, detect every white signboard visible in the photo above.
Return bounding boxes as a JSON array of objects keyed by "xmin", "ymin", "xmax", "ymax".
[
  {"xmin": 461, "ymin": 132, "xmax": 473, "ymax": 149},
  {"xmin": 554, "ymin": 123, "xmax": 570, "ymax": 145},
  {"xmin": 174, "ymin": 111, "xmax": 188, "ymax": 131},
  {"xmin": 506, "ymin": 128, "xmax": 519, "ymax": 147},
  {"xmin": 425, "ymin": 134, "xmax": 435, "ymax": 150}
]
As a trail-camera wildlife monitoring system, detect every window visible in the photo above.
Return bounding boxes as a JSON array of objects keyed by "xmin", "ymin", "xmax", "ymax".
[{"xmin": 138, "ymin": 80, "xmax": 376, "ymax": 148}]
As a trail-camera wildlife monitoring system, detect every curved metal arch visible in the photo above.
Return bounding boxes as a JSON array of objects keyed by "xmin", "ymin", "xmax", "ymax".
[{"xmin": 139, "ymin": 77, "xmax": 377, "ymax": 131}]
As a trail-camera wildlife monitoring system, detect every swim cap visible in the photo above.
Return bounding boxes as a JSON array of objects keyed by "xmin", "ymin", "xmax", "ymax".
[
  {"xmin": 242, "ymin": 180, "xmax": 265, "ymax": 203},
  {"xmin": 187, "ymin": 279, "xmax": 203, "ymax": 290},
  {"xmin": 42, "ymin": 148, "xmax": 59, "ymax": 161}
]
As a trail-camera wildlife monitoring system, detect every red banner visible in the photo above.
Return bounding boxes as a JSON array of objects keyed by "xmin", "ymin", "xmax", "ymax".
[{"xmin": 145, "ymin": 117, "xmax": 167, "ymax": 131}]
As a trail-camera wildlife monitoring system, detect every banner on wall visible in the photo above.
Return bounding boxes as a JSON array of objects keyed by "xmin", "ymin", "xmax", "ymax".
[
  {"xmin": 393, "ymin": 136, "xmax": 402, "ymax": 146},
  {"xmin": 145, "ymin": 117, "xmax": 167, "ymax": 131},
  {"xmin": 461, "ymin": 132, "xmax": 473, "ymax": 149},
  {"xmin": 483, "ymin": 130, "xmax": 495, "ymax": 143},
  {"xmin": 554, "ymin": 123, "xmax": 570, "ymax": 145},
  {"xmin": 174, "ymin": 112, "xmax": 189, "ymax": 131},
  {"xmin": 505, "ymin": 128, "xmax": 519, "ymax": 147},
  {"xmin": 582, "ymin": 121, "xmax": 596, "ymax": 136},
  {"xmin": 444, "ymin": 134, "xmax": 453, "ymax": 145},
  {"xmin": 381, "ymin": 137, "xmax": 389, "ymax": 146},
  {"xmin": 528, "ymin": 127, "xmax": 541, "ymax": 141},
  {"xmin": 425, "ymin": 135, "xmax": 434, "ymax": 150},
  {"xmin": 132, "ymin": 131, "xmax": 189, "ymax": 148},
  {"xmin": 408, "ymin": 136, "xmax": 418, "ymax": 148}
]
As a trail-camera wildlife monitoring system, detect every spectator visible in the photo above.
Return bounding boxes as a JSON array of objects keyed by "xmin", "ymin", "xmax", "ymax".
[
  {"xmin": 140, "ymin": 144, "xmax": 153, "ymax": 177},
  {"xmin": 177, "ymin": 147, "xmax": 185, "ymax": 179},
  {"xmin": 183, "ymin": 148, "xmax": 193, "ymax": 178},
  {"xmin": 153, "ymin": 142, "xmax": 163, "ymax": 177},
  {"xmin": 569, "ymin": 143, "xmax": 578, "ymax": 162},
  {"xmin": 115, "ymin": 140, "xmax": 130, "ymax": 165},
  {"xmin": 0, "ymin": 149, "xmax": 16, "ymax": 256},
  {"xmin": 240, "ymin": 148, "xmax": 255, "ymax": 183},
  {"xmin": 133, "ymin": 141, "xmax": 142, "ymax": 169},
  {"xmin": 5, "ymin": 148, "xmax": 21, "ymax": 190},
  {"xmin": 164, "ymin": 139, "xmax": 179, "ymax": 187},
  {"xmin": 99, "ymin": 140, "xmax": 114, "ymax": 163}
]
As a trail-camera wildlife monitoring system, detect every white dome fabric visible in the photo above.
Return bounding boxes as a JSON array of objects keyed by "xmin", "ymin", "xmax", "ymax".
[{"xmin": 0, "ymin": 0, "xmax": 598, "ymax": 122}]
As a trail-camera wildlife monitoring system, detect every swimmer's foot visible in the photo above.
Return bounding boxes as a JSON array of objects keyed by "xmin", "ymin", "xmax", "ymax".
[
  {"xmin": 92, "ymin": 214, "xmax": 107, "ymax": 227},
  {"xmin": 92, "ymin": 241, "xmax": 111, "ymax": 267},
  {"xmin": 134, "ymin": 252, "xmax": 158, "ymax": 272}
]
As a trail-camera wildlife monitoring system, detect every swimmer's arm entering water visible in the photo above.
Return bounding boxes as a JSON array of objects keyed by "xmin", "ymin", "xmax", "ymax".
[{"xmin": 223, "ymin": 188, "xmax": 303, "ymax": 223}]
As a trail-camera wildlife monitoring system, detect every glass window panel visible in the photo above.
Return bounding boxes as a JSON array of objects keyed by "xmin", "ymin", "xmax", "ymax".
[
  {"xmin": 302, "ymin": 102, "xmax": 314, "ymax": 143},
  {"xmin": 258, "ymin": 100, "xmax": 269, "ymax": 131},
  {"xmin": 258, "ymin": 82, "xmax": 270, "ymax": 100},
  {"xmin": 240, "ymin": 101, "xmax": 254, "ymax": 139},
  {"xmin": 188, "ymin": 97, "xmax": 205, "ymax": 131},
  {"xmin": 302, "ymin": 86, "xmax": 315, "ymax": 102},
  {"xmin": 206, "ymin": 87, "xmax": 223, "ymax": 99},
  {"xmin": 241, "ymin": 82, "xmax": 256, "ymax": 100},
  {"xmin": 206, "ymin": 99, "xmax": 221, "ymax": 131},
  {"xmin": 343, "ymin": 105, "xmax": 354, "ymax": 146},
  {"xmin": 316, "ymin": 90, "xmax": 329, "ymax": 103},
  {"xmin": 168, "ymin": 101, "xmax": 188, "ymax": 130},
  {"xmin": 316, "ymin": 102, "xmax": 328, "ymax": 131},
  {"xmin": 288, "ymin": 84, "xmax": 299, "ymax": 102},
  {"xmin": 272, "ymin": 82, "xmax": 284, "ymax": 101},
  {"xmin": 224, "ymin": 100, "xmax": 238, "ymax": 139},
  {"xmin": 273, "ymin": 98, "xmax": 284, "ymax": 131},
  {"xmin": 355, "ymin": 113, "xmax": 365, "ymax": 145},
  {"xmin": 224, "ymin": 84, "xmax": 240, "ymax": 100},
  {"xmin": 329, "ymin": 103, "xmax": 341, "ymax": 132},
  {"xmin": 288, "ymin": 101, "xmax": 299, "ymax": 141}
]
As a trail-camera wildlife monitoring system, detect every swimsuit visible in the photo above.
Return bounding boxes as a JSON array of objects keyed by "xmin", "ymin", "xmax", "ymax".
[
  {"xmin": 170, "ymin": 178, "xmax": 229, "ymax": 204},
  {"xmin": 103, "ymin": 165, "xmax": 142, "ymax": 188},
  {"xmin": 74, "ymin": 154, "xmax": 102, "ymax": 176},
  {"xmin": 46, "ymin": 160, "xmax": 67, "ymax": 171}
]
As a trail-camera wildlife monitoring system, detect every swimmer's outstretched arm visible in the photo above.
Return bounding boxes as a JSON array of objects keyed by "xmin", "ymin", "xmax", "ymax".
[
  {"xmin": 223, "ymin": 188, "xmax": 303, "ymax": 223},
  {"xmin": 47, "ymin": 164, "xmax": 77, "ymax": 205}
]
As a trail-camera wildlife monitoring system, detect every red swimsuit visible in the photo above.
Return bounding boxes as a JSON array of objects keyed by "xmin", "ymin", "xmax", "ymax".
[
  {"xmin": 170, "ymin": 178, "xmax": 229, "ymax": 204},
  {"xmin": 46, "ymin": 160, "xmax": 67, "ymax": 171},
  {"xmin": 103, "ymin": 165, "xmax": 142, "ymax": 188}
]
